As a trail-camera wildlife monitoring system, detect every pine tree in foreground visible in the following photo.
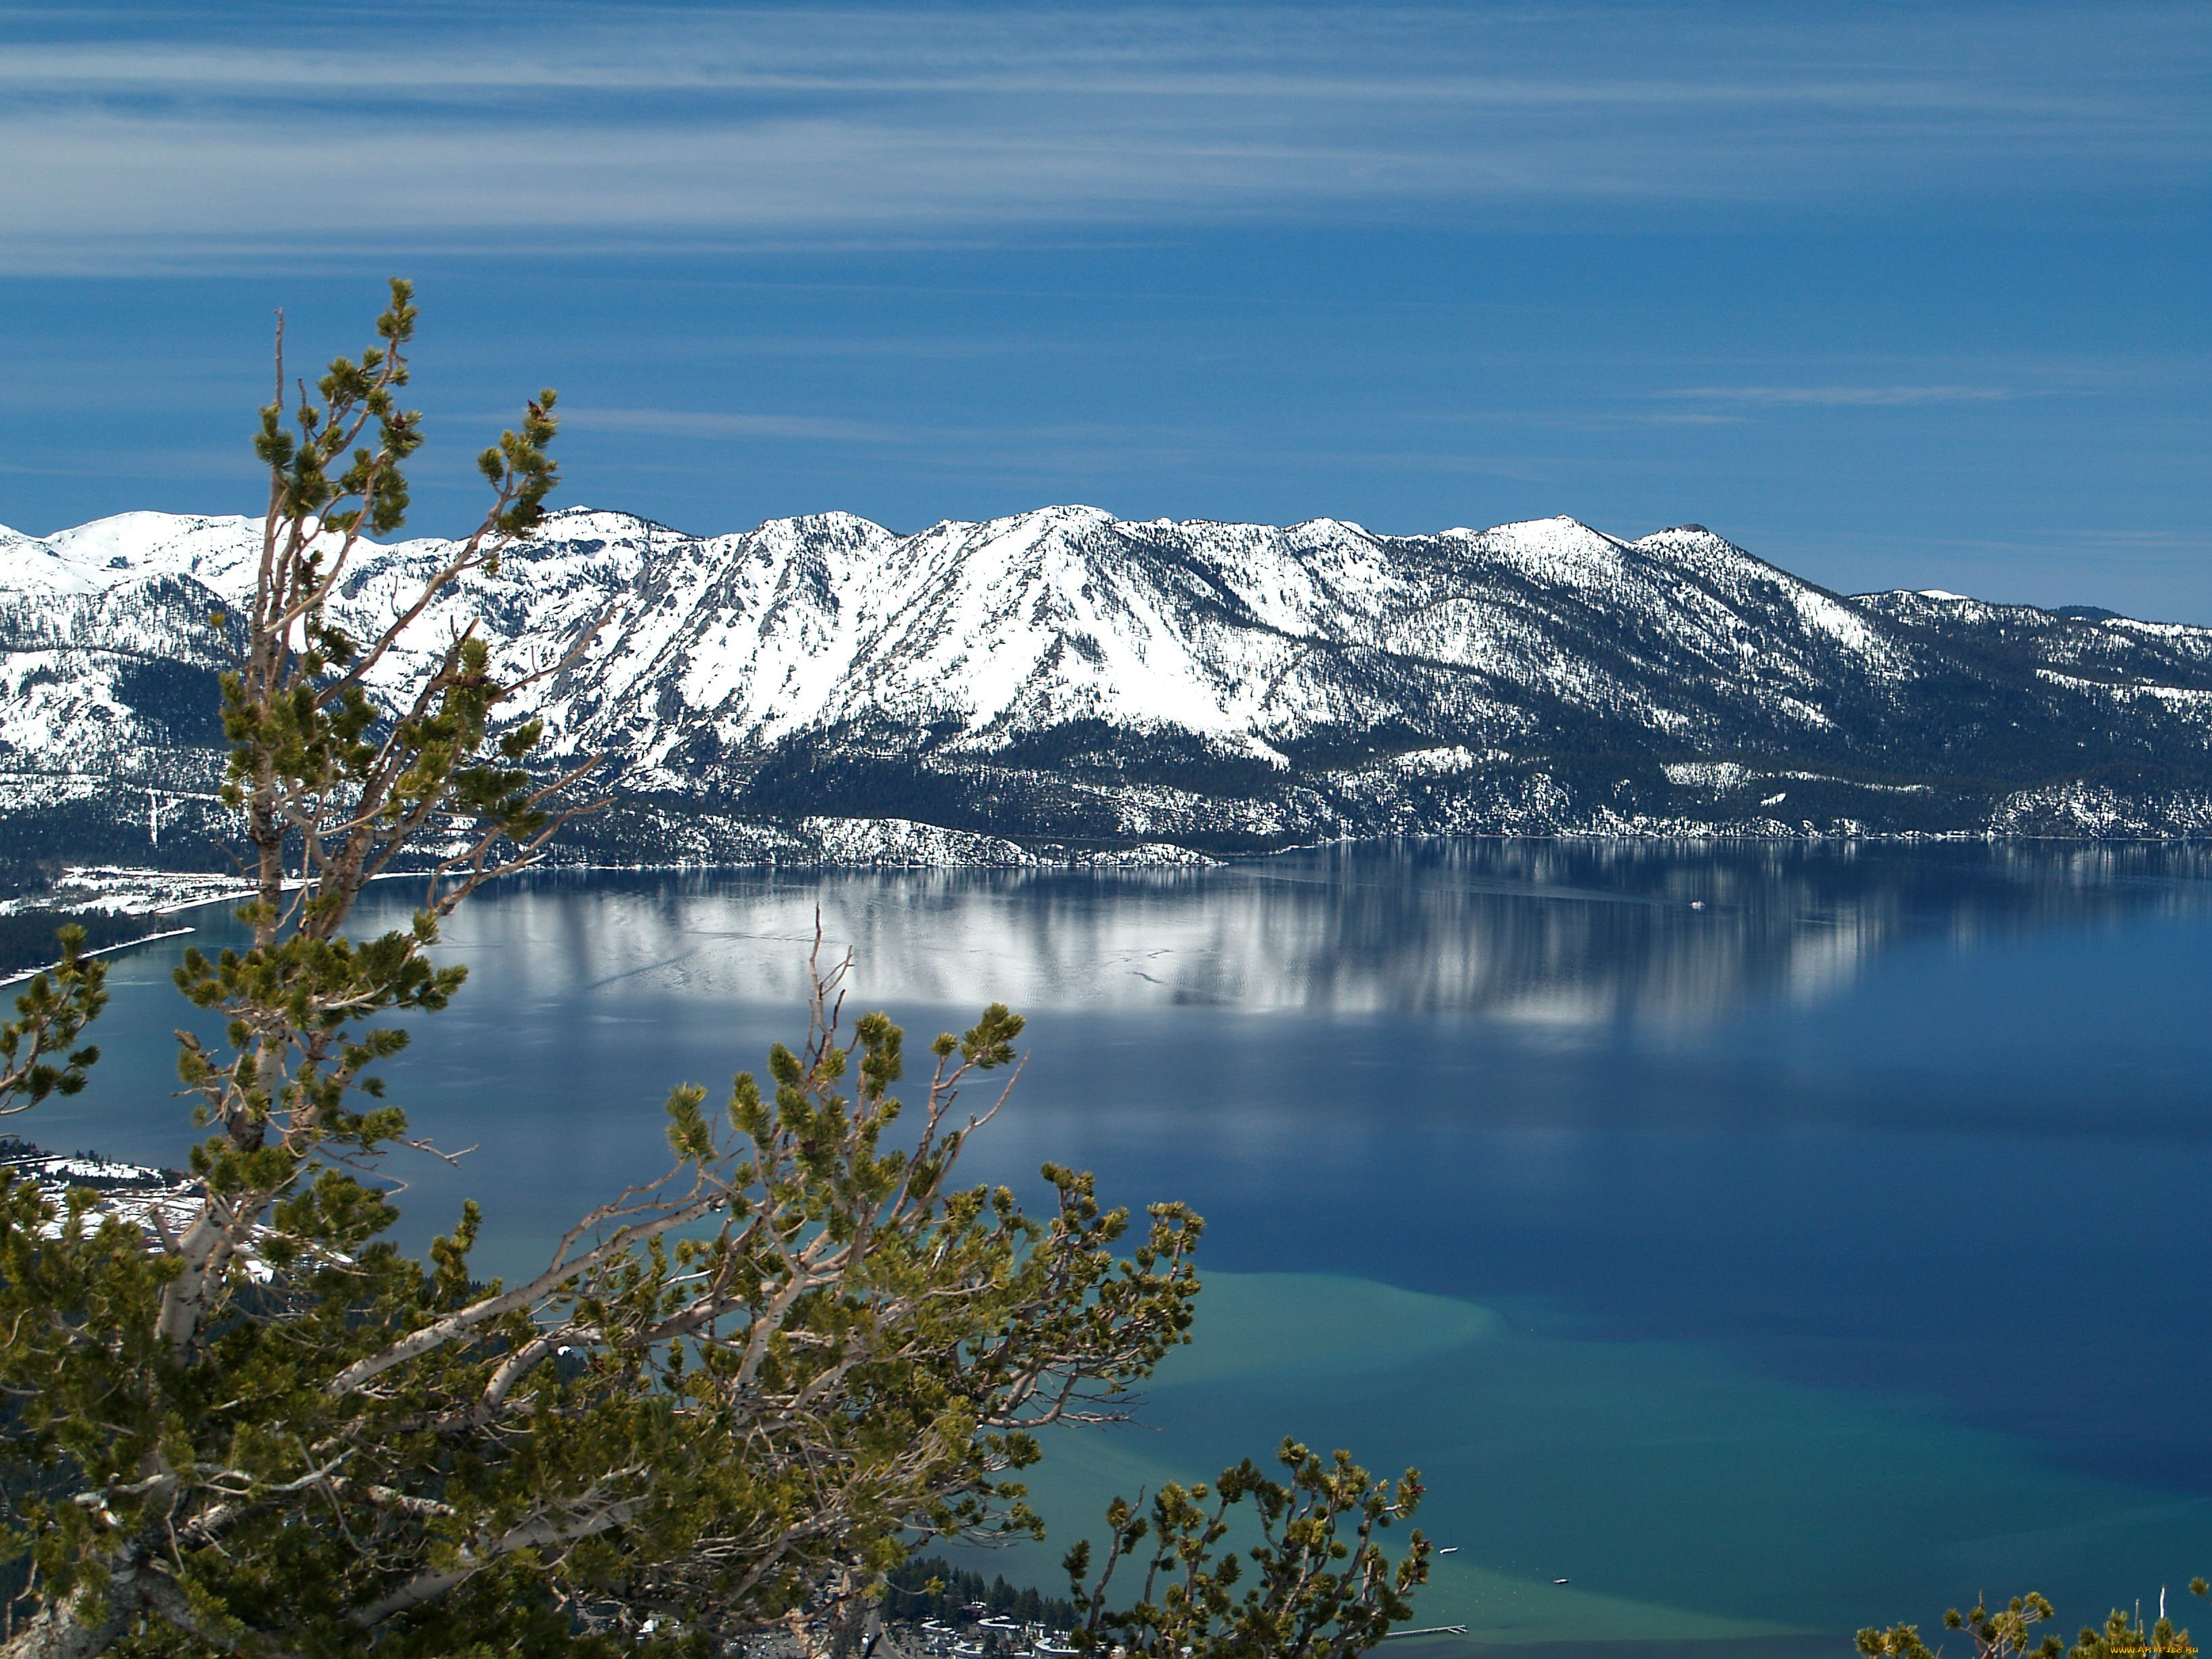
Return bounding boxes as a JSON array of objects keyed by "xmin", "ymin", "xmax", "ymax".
[
  {"xmin": 1862, "ymin": 1581, "xmax": 2209, "ymax": 1659},
  {"xmin": 0, "ymin": 283, "xmax": 1425, "ymax": 1658}
]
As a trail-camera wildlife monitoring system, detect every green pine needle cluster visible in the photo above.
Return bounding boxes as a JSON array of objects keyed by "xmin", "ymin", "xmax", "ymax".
[{"xmin": 1862, "ymin": 1582, "xmax": 2211, "ymax": 1659}]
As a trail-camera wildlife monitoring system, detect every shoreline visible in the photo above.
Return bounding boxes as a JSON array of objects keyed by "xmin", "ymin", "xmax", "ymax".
[{"xmin": 0, "ymin": 925, "xmax": 199, "ymax": 989}]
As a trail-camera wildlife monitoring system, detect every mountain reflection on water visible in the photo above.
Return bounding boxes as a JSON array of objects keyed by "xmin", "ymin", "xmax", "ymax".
[
  {"xmin": 424, "ymin": 838, "xmax": 2212, "ymax": 1025},
  {"xmin": 62, "ymin": 839, "xmax": 2212, "ymax": 1647}
]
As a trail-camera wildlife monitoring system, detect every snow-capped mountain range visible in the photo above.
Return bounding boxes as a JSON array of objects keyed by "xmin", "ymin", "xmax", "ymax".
[{"xmin": 6, "ymin": 503, "xmax": 2212, "ymax": 879}]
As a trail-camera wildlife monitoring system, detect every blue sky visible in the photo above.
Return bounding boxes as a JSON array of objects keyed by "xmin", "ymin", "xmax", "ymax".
[{"xmin": 2, "ymin": 1, "xmax": 2205, "ymax": 615}]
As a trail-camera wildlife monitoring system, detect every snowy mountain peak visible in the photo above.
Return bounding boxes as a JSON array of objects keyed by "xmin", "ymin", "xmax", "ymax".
[
  {"xmin": 1284, "ymin": 516, "xmax": 1376, "ymax": 541},
  {"xmin": 12, "ymin": 501, "xmax": 2212, "ymax": 860},
  {"xmin": 1632, "ymin": 523, "xmax": 1735, "ymax": 553},
  {"xmin": 1, "ymin": 512, "xmax": 270, "ymax": 597}
]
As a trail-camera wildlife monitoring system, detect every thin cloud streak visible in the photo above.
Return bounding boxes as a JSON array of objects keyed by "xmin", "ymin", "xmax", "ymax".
[
  {"xmin": 0, "ymin": 1, "xmax": 2203, "ymax": 271},
  {"xmin": 566, "ymin": 408, "xmax": 905, "ymax": 443},
  {"xmin": 560, "ymin": 406, "xmax": 1240, "ymax": 464},
  {"xmin": 1, "ymin": 44, "xmax": 2190, "ymax": 124},
  {"xmin": 2, "ymin": 5, "xmax": 2202, "ymax": 114},
  {"xmin": 1656, "ymin": 384, "xmax": 2018, "ymax": 407}
]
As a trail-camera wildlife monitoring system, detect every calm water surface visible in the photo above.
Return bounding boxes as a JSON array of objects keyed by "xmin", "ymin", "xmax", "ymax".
[{"xmin": 52, "ymin": 841, "xmax": 2212, "ymax": 1652}]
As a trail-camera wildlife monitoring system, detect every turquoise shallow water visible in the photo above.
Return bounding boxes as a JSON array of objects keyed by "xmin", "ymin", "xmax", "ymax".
[
  {"xmin": 1002, "ymin": 1271, "xmax": 2212, "ymax": 1652},
  {"xmin": 39, "ymin": 840, "xmax": 2212, "ymax": 1650}
]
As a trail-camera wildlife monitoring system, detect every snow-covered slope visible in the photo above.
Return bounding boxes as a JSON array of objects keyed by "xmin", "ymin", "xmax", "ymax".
[{"xmin": 7, "ymin": 505, "xmax": 2212, "ymax": 869}]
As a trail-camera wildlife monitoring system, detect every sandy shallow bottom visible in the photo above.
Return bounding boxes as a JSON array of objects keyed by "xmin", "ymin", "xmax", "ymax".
[{"xmin": 972, "ymin": 1271, "xmax": 2212, "ymax": 1647}]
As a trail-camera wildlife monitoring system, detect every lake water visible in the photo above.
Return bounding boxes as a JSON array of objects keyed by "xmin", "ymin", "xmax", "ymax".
[{"xmin": 45, "ymin": 840, "xmax": 2212, "ymax": 1654}]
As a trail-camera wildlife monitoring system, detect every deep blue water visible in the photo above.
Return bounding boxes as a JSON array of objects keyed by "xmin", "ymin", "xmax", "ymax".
[{"xmin": 40, "ymin": 840, "xmax": 2212, "ymax": 1650}]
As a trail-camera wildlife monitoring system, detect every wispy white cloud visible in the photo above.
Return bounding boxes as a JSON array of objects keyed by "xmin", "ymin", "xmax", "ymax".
[
  {"xmin": 1654, "ymin": 384, "xmax": 2019, "ymax": 407},
  {"xmin": 0, "ymin": 1, "xmax": 2202, "ymax": 271},
  {"xmin": 565, "ymin": 407, "xmax": 905, "ymax": 442}
]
